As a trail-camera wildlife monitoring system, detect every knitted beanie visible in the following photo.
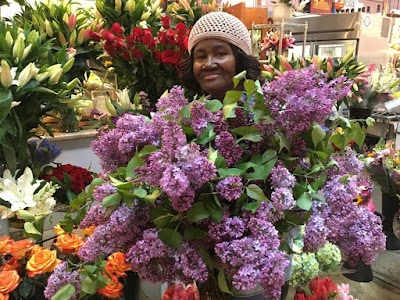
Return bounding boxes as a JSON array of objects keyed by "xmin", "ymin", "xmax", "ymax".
[{"xmin": 188, "ymin": 12, "xmax": 252, "ymax": 55}]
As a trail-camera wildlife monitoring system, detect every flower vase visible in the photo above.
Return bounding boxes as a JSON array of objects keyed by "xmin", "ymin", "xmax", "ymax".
[
  {"xmin": 59, "ymin": 108, "xmax": 81, "ymax": 133},
  {"xmin": 343, "ymin": 261, "xmax": 373, "ymax": 283},
  {"xmin": 382, "ymin": 192, "xmax": 400, "ymax": 250},
  {"xmin": 8, "ymin": 218, "xmax": 25, "ymax": 241},
  {"xmin": 122, "ymin": 271, "xmax": 140, "ymax": 300},
  {"xmin": 349, "ymin": 107, "xmax": 373, "ymax": 120}
]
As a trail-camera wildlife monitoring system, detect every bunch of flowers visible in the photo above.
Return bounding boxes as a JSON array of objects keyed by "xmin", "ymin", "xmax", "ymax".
[
  {"xmin": 349, "ymin": 64, "xmax": 400, "ymax": 109},
  {"xmin": 363, "ymin": 140, "xmax": 400, "ymax": 195},
  {"xmin": 0, "ymin": 167, "xmax": 58, "ymax": 239},
  {"xmin": 13, "ymin": 0, "xmax": 103, "ymax": 82},
  {"xmin": 89, "ymin": 15, "xmax": 190, "ymax": 104},
  {"xmin": 161, "ymin": 282, "xmax": 200, "ymax": 300},
  {"xmin": 260, "ymin": 31, "xmax": 296, "ymax": 52},
  {"xmin": 48, "ymin": 64, "xmax": 387, "ymax": 299},
  {"xmin": 294, "ymin": 277, "xmax": 358, "ymax": 300},
  {"xmin": 0, "ymin": 21, "xmax": 86, "ymax": 173},
  {"xmin": 40, "ymin": 164, "xmax": 94, "ymax": 205},
  {"xmin": 0, "ymin": 224, "xmax": 132, "ymax": 300}
]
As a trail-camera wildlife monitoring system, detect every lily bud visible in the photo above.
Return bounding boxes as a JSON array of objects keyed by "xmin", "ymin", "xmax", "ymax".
[
  {"xmin": 62, "ymin": 12, "xmax": 69, "ymax": 25},
  {"xmin": 44, "ymin": 20, "xmax": 53, "ymax": 37},
  {"xmin": 12, "ymin": 34, "xmax": 25, "ymax": 61},
  {"xmin": 1, "ymin": 60, "xmax": 13, "ymax": 88},
  {"xmin": 5, "ymin": 32, "xmax": 13, "ymax": 48},
  {"xmin": 21, "ymin": 44, "xmax": 33, "ymax": 61},
  {"xmin": 63, "ymin": 57, "xmax": 75, "ymax": 73},
  {"xmin": 105, "ymin": 99, "xmax": 118, "ymax": 117},
  {"xmin": 68, "ymin": 29, "xmax": 77, "ymax": 48},
  {"xmin": 26, "ymin": 30, "xmax": 39, "ymax": 43},
  {"xmin": 77, "ymin": 28, "xmax": 86, "ymax": 45},
  {"xmin": 68, "ymin": 14, "xmax": 77, "ymax": 33},
  {"xmin": 18, "ymin": 63, "xmax": 38, "ymax": 88},
  {"xmin": 115, "ymin": 0, "xmax": 122, "ymax": 14},
  {"xmin": 124, "ymin": 0, "xmax": 136, "ymax": 12},
  {"xmin": 139, "ymin": 20, "xmax": 148, "ymax": 29},
  {"xmin": 141, "ymin": 11, "xmax": 151, "ymax": 21},
  {"xmin": 35, "ymin": 71, "xmax": 50, "ymax": 82},
  {"xmin": 59, "ymin": 32, "xmax": 67, "ymax": 45},
  {"xmin": 48, "ymin": 68, "xmax": 63, "ymax": 85},
  {"xmin": 47, "ymin": 64, "xmax": 62, "ymax": 73},
  {"xmin": 31, "ymin": 15, "xmax": 40, "ymax": 27},
  {"xmin": 67, "ymin": 78, "xmax": 79, "ymax": 90},
  {"xmin": 151, "ymin": 0, "xmax": 161, "ymax": 12}
]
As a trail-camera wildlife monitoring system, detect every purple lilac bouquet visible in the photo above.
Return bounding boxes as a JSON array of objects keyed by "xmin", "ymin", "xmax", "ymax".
[{"xmin": 56, "ymin": 66, "xmax": 385, "ymax": 299}]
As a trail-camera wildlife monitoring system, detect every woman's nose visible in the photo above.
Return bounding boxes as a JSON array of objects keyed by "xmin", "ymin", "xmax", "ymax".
[{"xmin": 203, "ymin": 56, "xmax": 217, "ymax": 69}]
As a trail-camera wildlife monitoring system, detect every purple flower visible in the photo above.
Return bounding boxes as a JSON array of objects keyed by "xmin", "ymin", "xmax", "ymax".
[
  {"xmin": 93, "ymin": 183, "xmax": 118, "ymax": 202},
  {"xmin": 216, "ymin": 176, "xmax": 243, "ymax": 201},
  {"xmin": 270, "ymin": 163, "xmax": 296, "ymax": 189},
  {"xmin": 208, "ymin": 216, "xmax": 247, "ymax": 242},
  {"xmin": 303, "ymin": 213, "xmax": 329, "ymax": 252},
  {"xmin": 156, "ymin": 86, "xmax": 188, "ymax": 119},
  {"xmin": 214, "ymin": 131, "xmax": 243, "ymax": 167},
  {"xmin": 190, "ymin": 101, "xmax": 213, "ymax": 136},
  {"xmin": 44, "ymin": 262, "xmax": 81, "ymax": 300}
]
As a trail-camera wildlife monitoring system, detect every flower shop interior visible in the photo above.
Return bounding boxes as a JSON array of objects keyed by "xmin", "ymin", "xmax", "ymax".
[{"xmin": 2, "ymin": 0, "xmax": 400, "ymax": 299}]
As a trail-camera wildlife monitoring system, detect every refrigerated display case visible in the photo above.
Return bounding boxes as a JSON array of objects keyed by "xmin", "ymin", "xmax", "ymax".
[{"xmin": 287, "ymin": 12, "xmax": 391, "ymax": 66}]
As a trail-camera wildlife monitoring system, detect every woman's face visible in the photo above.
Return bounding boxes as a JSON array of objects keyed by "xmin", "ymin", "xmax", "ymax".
[{"xmin": 192, "ymin": 39, "xmax": 237, "ymax": 101}]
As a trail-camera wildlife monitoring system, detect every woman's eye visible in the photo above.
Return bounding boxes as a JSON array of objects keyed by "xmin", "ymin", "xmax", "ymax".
[{"xmin": 216, "ymin": 52, "xmax": 226, "ymax": 57}]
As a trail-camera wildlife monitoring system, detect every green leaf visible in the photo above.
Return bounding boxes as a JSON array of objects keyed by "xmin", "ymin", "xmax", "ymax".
[
  {"xmin": 246, "ymin": 184, "xmax": 269, "ymax": 201},
  {"xmin": 366, "ymin": 117, "xmax": 375, "ymax": 127},
  {"xmin": 143, "ymin": 189, "xmax": 161, "ymax": 205},
  {"xmin": 217, "ymin": 168, "xmax": 243, "ymax": 178},
  {"xmin": 208, "ymin": 147, "xmax": 218, "ymax": 165},
  {"xmin": 311, "ymin": 123, "xmax": 326, "ymax": 146},
  {"xmin": 17, "ymin": 210, "xmax": 35, "ymax": 222},
  {"xmin": 296, "ymin": 192, "xmax": 313, "ymax": 211},
  {"xmin": 330, "ymin": 134, "xmax": 346, "ymax": 151},
  {"xmin": 150, "ymin": 207, "xmax": 173, "ymax": 228},
  {"xmin": 81, "ymin": 276, "xmax": 98, "ymax": 295},
  {"xmin": 183, "ymin": 225, "xmax": 208, "ymax": 240},
  {"xmin": 51, "ymin": 284, "xmax": 76, "ymax": 300},
  {"xmin": 244, "ymin": 79, "xmax": 256, "ymax": 94},
  {"xmin": 218, "ymin": 269, "xmax": 233, "ymax": 295},
  {"xmin": 204, "ymin": 196, "xmax": 224, "ymax": 223},
  {"xmin": 102, "ymin": 193, "xmax": 121, "ymax": 208},
  {"xmin": 18, "ymin": 277, "xmax": 34, "ymax": 298},
  {"xmin": 196, "ymin": 124, "xmax": 216, "ymax": 145},
  {"xmin": 180, "ymin": 103, "xmax": 191, "ymax": 119},
  {"xmin": 126, "ymin": 152, "xmax": 145, "ymax": 180},
  {"xmin": 24, "ymin": 222, "xmax": 42, "ymax": 236},
  {"xmin": 187, "ymin": 201, "xmax": 210, "ymax": 222},
  {"xmin": 243, "ymin": 200, "xmax": 263, "ymax": 213},
  {"xmin": 262, "ymin": 149, "xmax": 277, "ymax": 163},
  {"xmin": 223, "ymin": 103, "xmax": 238, "ymax": 119},
  {"xmin": 233, "ymin": 71, "xmax": 247, "ymax": 87},
  {"xmin": 139, "ymin": 145, "xmax": 158, "ymax": 157},
  {"xmin": 205, "ymin": 99, "xmax": 223, "ymax": 112},
  {"xmin": 0, "ymin": 90, "xmax": 12, "ymax": 123},
  {"xmin": 158, "ymin": 228, "xmax": 183, "ymax": 248},
  {"xmin": 133, "ymin": 188, "xmax": 147, "ymax": 198}
]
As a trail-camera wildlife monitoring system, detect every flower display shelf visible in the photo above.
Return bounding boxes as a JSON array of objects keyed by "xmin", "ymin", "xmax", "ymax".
[{"xmin": 251, "ymin": 20, "xmax": 308, "ymax": 61}]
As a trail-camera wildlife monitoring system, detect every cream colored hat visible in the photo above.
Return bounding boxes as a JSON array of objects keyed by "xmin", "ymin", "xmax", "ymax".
[{"xmin": 188, "ymin": 12, "xmax": 252, "ymax": 55}]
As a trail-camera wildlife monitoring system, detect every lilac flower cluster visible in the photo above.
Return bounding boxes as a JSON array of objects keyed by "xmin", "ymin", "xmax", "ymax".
[
  {"xmin": 214, "ymin": 131, "xmax": 243, "ymax": 167},
  {"xmin": 156, "ymin": 85, "xmax": 188, "ymax": 119},
  {"xmin": 91, "ymin": 114, "xmax": 159, "ymax": 173},
  {"xmin": 126, "ymin": 229, "xmax": 208, "ymax": 284},
  {"xmin": 208, "ymin": 215, "xmax": 247, "ymax": 242},
  {"xmin": 216, "ymin": 176, "xmax": 243, "ymax": 201},
  {"xmin": 262, "ymin": 66, "xmax": 352, "ymax": 137},
  {"xmin": 78, "ymin": 203, "xmax": 151, "ymax": 262},
  {"xmin": 137, "ymin": 121, "xmax": 216, "ymax": 212},
  {"xmin": 190, "ymin": 101, "xmax": 213, "ymax": 136},
  {"xmin": 44, "ymin": 262, "xmax": 81, "ymax": 300},
  {"xmin": 327, "ymin": 149, "xmax": 363, "ymax": 178}
]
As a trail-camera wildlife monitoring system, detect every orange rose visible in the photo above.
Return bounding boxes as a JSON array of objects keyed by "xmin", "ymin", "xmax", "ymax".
[
  {"xmin": 0, "ymin": 293, "xmax": 9, "ymax": 300},
  {"xmin": 81, "ymin": 225, "xmax": 96, "ymax": 236},
  {"xmin": 53, "ymin": 233, "xmax": 84, "ymax": 254},
  {"xmin": 0, "ymin": 270, "xmax": 21, "ymax": 294},
  {"xmin": 0, "ymin": 236, "xmax": 12, "ymax": 255},
  {"xmin": 9, "ymin": 239, "xmax": 34, "ymax": 260},
  {"xmin": 29, "ymin": 245, "xmax": 43, "ymax": 257},
  {"xmin": 105, "ymin": 252, "xmax": 131, "ymax": 278},
  {"xmin": 1, "ymin": 258, "xmax": 21, "ymax": 272},
  {"xmin": 26, "ymin": 249, "xmax": 61, "ymax": 277},
  {"xmin": 97, "ymin": 274, "xmax": 123, "ymax": 299},
  {"xmin": 53, "ymin": 224, "xmax": 66, "ymax": 236}
]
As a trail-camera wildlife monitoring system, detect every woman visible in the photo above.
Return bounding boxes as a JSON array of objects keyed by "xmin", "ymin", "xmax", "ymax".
[{"xmin": 178, "ymin": 12, "xmax": 262, "ymax": 101}]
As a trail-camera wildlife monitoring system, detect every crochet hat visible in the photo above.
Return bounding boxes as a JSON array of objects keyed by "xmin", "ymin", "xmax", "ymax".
[{"xmin": 188, "ymin": 12, "xmax": 252, "ymax": 55}]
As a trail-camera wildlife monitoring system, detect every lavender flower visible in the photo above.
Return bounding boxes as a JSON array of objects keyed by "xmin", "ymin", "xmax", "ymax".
[
  {"xmin": 303, "ymin": 213, "xmax": 329, "ymax": 252},
  {"xmin": 190, "ymin": 101, "xmax": 213, "ymax": 136},
  {"xmin": 269, "ymin": 163, "xmax": 296, "ymax": 189},
  {"xmin": 208, "ymin": 216, "xmax": 247, "ymax": 242},
  {"xmin": 156, "ymin": 85, "xmax": 188, "ymax": 119},
  {"xmin": 44, "ymin": 262, "xmax": 81, "ymax": 300},
  {"xmin": 92, "ymin": 183, "xmax": 118, "ymax": 202},
  {"xmin": 216, "ymin": 176, "xmax": 243, "ymax": 201}
]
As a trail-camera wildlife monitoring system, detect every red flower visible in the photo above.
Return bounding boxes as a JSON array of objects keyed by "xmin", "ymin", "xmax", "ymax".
[
  {"xmin": 110, "ymin": 22, "xmax": 124, "ymax": 35},
  {"xmin": 176, "ymin": 23, "xmax": 187, "ymax": 36},
  {"xmin": 166, "ymin": 29, "xmax": 177, "ymax": 46},
  {"xmin": 161, "ymin": 15, "xmax": 171, "ymax": 29},
  {"xmin": 157, "ymin": 31, "xmax": 167, "ymax": 46},
  {"xmin": 160, "ymin": 49, "xmax": 180, "ymax": 65},
  {"xmin": 102, "ymin": 31, "xmax": 116, "ymax": 42},
  {"xmin": 86, "ymin": 29, "xmax": 101, "ymax": 42},
  {"xmin": 131, "ymin": 48, "xmax": 143, "ymax": 59},
  {"xmin": 130, "ymin": 27, "xmax": 143, "ymax": 42}
]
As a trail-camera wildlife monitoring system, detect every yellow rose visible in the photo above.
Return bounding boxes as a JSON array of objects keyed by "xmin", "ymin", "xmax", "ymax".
[
  {"xmin": 26, "ymin": 249, "xmax": 61, "ymax": 277},
  {"xmin": 0, "ymin": 270, "xmax": 21, "ymax": 294},
  {"xmin": 53, "ymin": 233, "xmax": 84, "ymax": 254},
  {"xmin": 82, "ymin": 225, "xmax": 96, "ymax": 237},
  {"xmin": 53, "ymin": 224, "xmax": 66, "ymax": 236}
]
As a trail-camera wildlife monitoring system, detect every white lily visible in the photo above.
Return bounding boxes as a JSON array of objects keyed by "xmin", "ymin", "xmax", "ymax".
[
  {"xmin": 28, "ymin": 181, "xmax": 57, "ymax": 215},
  {"xmin": 116, "ymin": 88, "xmax": 133, "ymax": 110},
  {"xmin": 0, "ymin": 167, "xmax": 41, "ymax": 212}
]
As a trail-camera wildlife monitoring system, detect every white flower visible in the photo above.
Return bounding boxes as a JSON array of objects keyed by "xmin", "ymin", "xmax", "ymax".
[
  {"xmin": 0, "ymin": 167, "xmax": 42, "ymax": 212},
  {"xmin": 28, "ymin": 181, "xmax": 57, "ymax": 215}
]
